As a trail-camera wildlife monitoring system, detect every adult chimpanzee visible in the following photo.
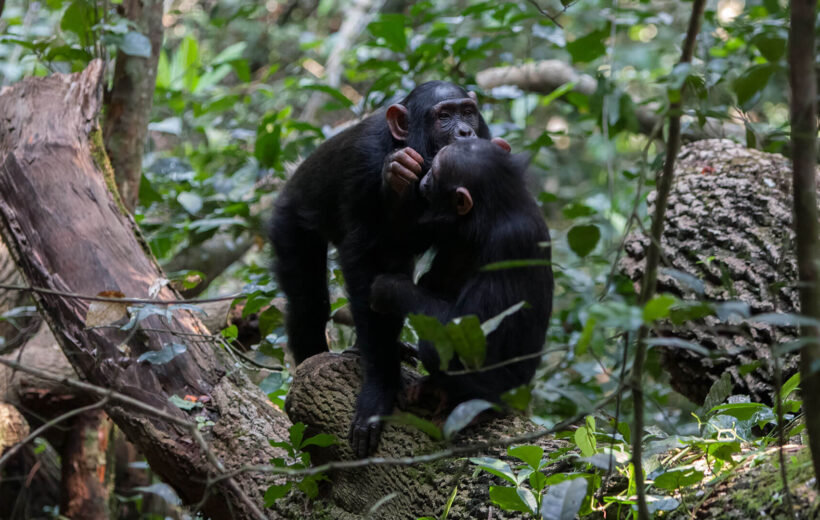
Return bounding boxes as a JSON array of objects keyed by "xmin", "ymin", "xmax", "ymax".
[
  {"xmin": 270, "ymin": 81, "xmax": 507, "ymax": 457},
  {"xmin": 370, "ymin": 139, "xmax": 553, "ymax": 409}
]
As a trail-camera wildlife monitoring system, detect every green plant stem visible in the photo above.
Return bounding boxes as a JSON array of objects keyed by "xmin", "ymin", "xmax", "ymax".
[{"xmin": 631, "ymin": 1, "xmax": 707, "ymax": 518}]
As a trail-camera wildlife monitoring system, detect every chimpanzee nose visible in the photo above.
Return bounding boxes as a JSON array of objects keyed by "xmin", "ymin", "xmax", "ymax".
[{"xmin": 456, "ymin": 126, "xmax": 476, "ymax": 139}]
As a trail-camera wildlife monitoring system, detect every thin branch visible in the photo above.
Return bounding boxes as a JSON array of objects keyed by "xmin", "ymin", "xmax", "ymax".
[
  {"xmin": 525, "ymin": 0, "xmax": 572, "ymax": 28},
  {"xmin": 211, "ymin": 378, "xmax": 627, "ymax": 483},
  {"xmin": 0, "ymin": 282, "xmax": 242, "ymax": 305},
  {"xmin": 631, "ymin": 1, "xmax": 707, "ymax": 518}
]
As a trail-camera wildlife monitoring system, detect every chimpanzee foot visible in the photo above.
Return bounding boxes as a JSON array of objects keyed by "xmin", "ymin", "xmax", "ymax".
[{"xmin": 348, "ymin": 381, "xmax": 397, "ymax": 458}]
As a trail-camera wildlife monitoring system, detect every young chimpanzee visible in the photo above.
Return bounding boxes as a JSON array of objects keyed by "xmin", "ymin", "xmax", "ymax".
[
  {"xmin": 270, "ymin": 81, "xmax": 508, "ymax": 457},
  {"xmin": 370, "ymin": 139, "xmax": 553, "ymax": 408}
]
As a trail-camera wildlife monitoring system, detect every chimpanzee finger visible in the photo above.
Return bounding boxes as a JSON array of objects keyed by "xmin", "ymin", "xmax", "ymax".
[
  {"xmin": 393, "ymin": 149, "xmax": 423, "ymax": 176},
  {"xmin": 388, "ymin": 169, "xmax": 412, "ymax": 194},
  {"xmin": 391, "ymin": 161, "xmax": 420, "ymax": 183},
  {"xmin": 401, "ymin": 147, "xmax": 424, "ymax": 167},
  {"xmin": 367, "ymin": 423, "xmax": 382, "ymax": 457},
  {"xmin": 491, "ymin": 137, "xmax": 511, "ymax": 153}
]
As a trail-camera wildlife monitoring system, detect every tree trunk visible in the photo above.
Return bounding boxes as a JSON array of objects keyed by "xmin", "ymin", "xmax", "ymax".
[
  {"xmin": 103, "ymin": 0, "xmax": 164, "ymax": 211},
  {"xmin": 620, "ymin": 139, "xmax": 818, "ymax": 404},
  {"xmin": 0, "ymin": 60, "xmax": 289, "ymax": 519},
  {"xmin": 285, "ymin": 352, "xmax": 568, "ymax": 519}
]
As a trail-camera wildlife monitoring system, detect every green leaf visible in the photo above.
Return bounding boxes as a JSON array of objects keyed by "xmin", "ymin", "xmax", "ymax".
[
  {"xmin": 780, "ymin": 372, "xmax": 800, "ymax": 400},
  {"xmin": 540, "ymin": 478, "xmax": 588, "ymax": 520},
  {"xmin": 507, "ymin": 445, "xmax": 544, "ymax": 470},
  {"xmin": 299, "ymin": 84, "xmax": 354, "ymax": 108},
  {"xmin": 137, "ymin": 343, "xmax": 186, "ymax": 364},
  {"xmin": 177, "ymin": 192, "xmax": 203, "ymax": 214},
  {"xmin": 701, "ymin": 372, "xmax": 732, "ymax": 413},
  {"xmin": 481, "ymin": 301, "xmax": 526, "ymax": 336},
  {"xmin": 566, "ymin": 28, "xmax": 608, "ymax": 63},
  {"xmin": 575, "ymin": 317, "xmax": 596, "ymax": 356},
  {"xmin": 567, "ymin": 224, "xmax": 600, "ymax": 258},
  {"xmin": 61, "ymin": 0, "xmax": 95, "ymax": 45},
  {"xmin": 382, "ymin": 412, "xmax": 442, "ymax": 440},
  {"xmin": 642, "ymin": 294, "xmax": 677, "ymax": 323},
  {"xmin": 501, "ymin": 384, "xmax": 532, "ymax": 411},
  {"xmin": 652, "ymin": 466, "xmax": 704, "ymax": 491},
  {"xmin": 574, "ymin": 425, "xmax": 596, "ymax": 457},
  {"xmin": 443, "ymin": 399, "xmax": 496, "ymax": 439},
  {"xmin": 264, "ymin": 483, "xmax": 292, "ymax": 506},
  {"xmin": 408, "ymin": 314, "xmax": 454, "ymax": 370},
  {"xmin": 751, "ymin": 30, "xmax": 786, "ymax": 62},
  {"xmin": 120, "ymin": 31, "xmax": 152, "ymax": 57},
  {"xmin": 644, "ymin": 337, "xmax": 709, "ymax": 356},
  {"xmin": 368, "ymin": 14, "xmax": 407, "ymax": 52},
  {"xmin": 448, "ymin": 315, "xmax": 486, "ymax": 369},
  {"xmin": 709, "ymin": 402, "xmax": 769, "ymax": 421},
  {"xmin": 516, "ymin": 487, "xmax": 537, "ymax": 515},
  {"xmin": 488, "ymin": 486, "xmax": 532, "ymax": 513},
  {"xmin": 470, "ymin": 458, "xmax": 517, "ymax": 485},
  {"xmin": 289, "ymin": 422, "xmax": 306, "ymax": 448},
  {"xmin": 168, "ymin": 394, "xmax": 201, "ymax": 410},
  {"xmin": 259, "ymin": 372, "xmax": 284, "ymax": 395},
  {"xmin": 302, "ymin": 433, "xmax": 338, "ymax": 448},
  {"xmin": 213, "ymin": 41, "xmax": 247, "ymax": 64},
  {"xmin": 156, "ymin": 50, "xmax": 170, "ymax": 88},
  {"xmin": 733, "ymin": 64, "xmax": 775, "ymax": 106}
]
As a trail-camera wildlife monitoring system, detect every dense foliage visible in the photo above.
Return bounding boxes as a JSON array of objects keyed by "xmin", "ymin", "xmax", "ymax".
[{"xmin": 0, "ymin": 0, "xmax": 814, "ymax": 517}]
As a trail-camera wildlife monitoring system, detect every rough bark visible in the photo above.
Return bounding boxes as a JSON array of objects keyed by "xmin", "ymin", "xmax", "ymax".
[
  {"xmin": 103, "ymin": 0, "xmax": 164, "ymax": 211},
  {"xmin": 620, "ymin": 139, "xmax": 819, "ymax": 404},
  {"xmin": 476, "ymin": 61, "xmax": 744, "ymax": 142},
  {"xmin": 285, "ymin": 352, "xmax": 569, "ymax": 520},
  {"xmin": 0, "ymin": 237, "xmax": 40, "ymax": 352},
  {"xmin": 60, "ymin": 409, "xmax": 112, "ymax": 520},
  {"xmin": 0, "ymin": 61, "xmax": 289, "ymax": 518}
]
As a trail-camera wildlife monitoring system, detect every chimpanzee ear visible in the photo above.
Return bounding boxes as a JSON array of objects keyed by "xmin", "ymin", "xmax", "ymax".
[
  {"xmin": 467, "ymin": 91, "xmax": 478, "ymax": 102},
  {"xmin": 386, "ymin": 104, "xmax": 409, "ymax": 141},
  {"xmin": 454, "ymin": 187, "xmax": 473, "ymax": 215},
  {"xmin": 491, "ymin": 137, "xmax": 511, "ymax": 153}
]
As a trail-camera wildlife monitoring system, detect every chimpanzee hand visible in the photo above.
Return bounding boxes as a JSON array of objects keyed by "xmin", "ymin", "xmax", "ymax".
[
  {"xmin": 383, "ymin": 147, "xmax": 424, "ymax": 195},
  {"xmin": 348, "ymin": 379, "xmax": 398, "ymax": 458},
  {"xmin": 370, "ymin": 274, "xmax": 413, "ymax": 314}
]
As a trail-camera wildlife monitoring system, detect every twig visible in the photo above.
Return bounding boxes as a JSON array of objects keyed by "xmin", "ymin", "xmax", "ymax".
[
  {"xmin": 0, "ymin": 282, "xmax": 243, "ymax": 305},
  {"xmin": 631, "ymin": 2, "xmax": 706, "ymax": 518},
  {"xmin": 525, "ymin": 0, "xmax": 574, "ymax": 28},
  {"xmin": 211, "ymin": 378, "xmax": 627, "ymax": 483}
]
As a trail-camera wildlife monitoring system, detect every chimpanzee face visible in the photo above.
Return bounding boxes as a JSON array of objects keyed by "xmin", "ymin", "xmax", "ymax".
[{"xmin": 429, "ymin": 98, "xmax": 481, "ymax": 150}]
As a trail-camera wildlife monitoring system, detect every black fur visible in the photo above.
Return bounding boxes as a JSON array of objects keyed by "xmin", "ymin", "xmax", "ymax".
[
  {"xmin": 371, "ymin": 139, "xmax": 553, "ymax": 406},
  {"xmin": 269, "ymin": 81, "xmax": 492, "ymax": 457}
]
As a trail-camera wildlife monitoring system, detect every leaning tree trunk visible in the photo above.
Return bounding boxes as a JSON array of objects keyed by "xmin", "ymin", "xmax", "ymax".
[
  {"xmin": 0, "ymin": 60, "xmax": 290, "ymax": 519},
  {"xmin": 620, "ymin": 139, "xmax": 818, "ymax": 404}
]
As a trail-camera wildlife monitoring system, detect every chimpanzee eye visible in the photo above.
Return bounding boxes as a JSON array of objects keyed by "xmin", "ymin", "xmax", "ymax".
[
  {"xmin": 463, "ymin": 108, "xmax": 473, "ymax": 117},
  {"xmin": 438, "ymin": 112, "xmax": 451, "ymax": 120}
]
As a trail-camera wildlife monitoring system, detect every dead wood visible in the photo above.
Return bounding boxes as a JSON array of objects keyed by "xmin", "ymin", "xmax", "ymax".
[{"xmin": 0, "ymin": 60, "xmax": 290, "ymax": 519}]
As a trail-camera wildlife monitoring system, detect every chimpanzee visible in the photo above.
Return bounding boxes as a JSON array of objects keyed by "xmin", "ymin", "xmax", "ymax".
[
  {"xmin": 370, "ymin": 139, "xmax": 553, "ymax": 409},
  {"xmin": 270, "ymin": 81, "xmax": 508, "ymax": 457}
]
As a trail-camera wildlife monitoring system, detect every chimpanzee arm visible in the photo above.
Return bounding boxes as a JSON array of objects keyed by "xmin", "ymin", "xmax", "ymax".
[{"xmin": 370, "ymin": 274, "xmax": 451, "ymax": 320}]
